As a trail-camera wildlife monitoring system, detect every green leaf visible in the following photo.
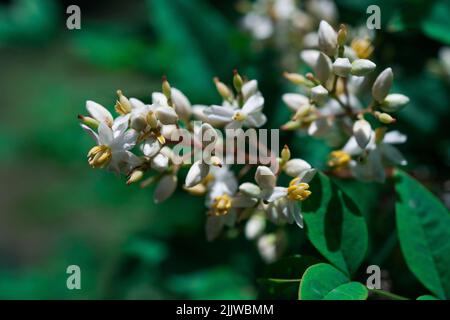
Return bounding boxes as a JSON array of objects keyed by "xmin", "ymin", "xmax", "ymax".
[
  {"xmin": 302, "ymin": 173, "xmax": 368, "ymax": 275},
  {"xmin": 417, "ymin": 295, "xmax": 439, "ymax": 300},
  {"xmin": 258, "ymin": 255, "xmax": 321, "ymax": 299},
  {"xmin": 395, "ymin": 169, "xmax": 450, "ymax": 299},
  {"xmin": 325, "ymin": 282, "xmax": 369, "ymax": 300},
  {"xmin": 299, "ymin": 263, "xmax": 368, "ymax": 300}
]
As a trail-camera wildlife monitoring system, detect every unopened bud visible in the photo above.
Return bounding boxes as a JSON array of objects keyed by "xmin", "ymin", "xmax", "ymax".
[
  {"xmin": 380, "ymin": 94, "xmax": 409, "ymax": 113},
  {"xmin": 127, "ymin": 169, "xmax": 144, "ymax": 185},
  {"xmin": 162, "ymin": 76, "xmax": 172, "ymax": 100},
  {"xmin": 315, "ymin": 52, "xmax": 332, "ymax": 83},
  {"xmin": 337, "ymin": 24, "xmax": 347, "ymax": 46},
  {"xmin": 318, "ymin": 20, "xmax": 337, "ymax": 57},
  {"xmin": 333, "ymin": 58, "xmax": 352, "ymax": 77},
  {"xmin": 310, "ymin": 85, "xmax": 328, "ymax": 105},
  {"xmin": 351, "ymin": 59, "xmax": 376, "ymax": 76},
  {"xmin": 78, "ymin": 115, "xmax": 99, "ymax": 130},
  {"xmin": 214, "ymin": 77, "xmax": 232, "ymax": 100},
  {"xmin": 233, "ymin": 69, "xmax": 243, "ymax": 92},
  {"xmin": 283, "ymin": 72, "xmax": 306, "ymax": 85},
  {"xmin": 281, "ymin": 145, "xmax": 291, "ymax": 162},
  {"xmin": 375, "ymin": 112, "xmax": 396, "ymax": 124},
  {"xmin": 372, "ymin": 68, "xmax": 393, "ymax": 102}
]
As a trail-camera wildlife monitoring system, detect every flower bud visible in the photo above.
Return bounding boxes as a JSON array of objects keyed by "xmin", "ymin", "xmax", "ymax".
[
  {"xmin": 351, "ymin": 59, "xmax": 376, "ymax": 76},
  {"xmin": 300, "ymin": 50, "xmax": 320, "ymax": 69},
  {"xmin": 333, "ymin": 58, "xmax": 352, "ymax": 77},
  {"xmin": 315, "ymin": 52, "xmax": 332, "ymax": 83},
  {"xmin": 154, "ymin": 174, "xmax": 177, "ymax": 203},
  {"xmin": 130, "ymin": 114, "xmax": 147, "ymax": 131},
  {"xmin": 318, "ymin": 20, "xmax": 337, "ymax": 57},
  {"xmin": 284, "ymin": 159, "xmax": 312, "ymax": 177},
  {"xmin": 310, "ymin": 85, "xmax": 328, "ymax": 105},
  {"xmin": 245, "ymin": 214, "xmax": 266, "ymax": 240},
  {"xmin": 282, "ymin": 93, "xmax": 309, "ymax": 112},
  {"xmin": 127, "ymin": 169, "xmax": 144, "ymax": 185},
  {"xmin": 281, "ymin": 145, "xmax": 291, "ymax": 162},
  {"xmin": 156, "ymin": 106, "xmax": 179, "ymax": 125},
  {"xmin": 380, "ymin": 94, "xmax": 409, "ymax": 113},
  {"xmin": 375, "ymin": 112, "xmax": 396, "ymax": 124},
  {"xmin": 239, "ymin": 182, "xmax": 262, "ymax": 198},
  {"xmin": 171, "ymin": 88, "xmax": 192, "ymax": 121},
  {"xmin": 283, "ymin": 72, "xmax": 306, "ymax": 85},
  {"xmin": 78, "ymin": 115, "xmax": 99, "ymax": 130},
  {"xmin": 214, "ymin": 77, "xmax": 232, "ymax": 100},
  {"xmin": 151, "ymin": 153, "xmax": 169, "ymax": 172},
  {"xmin": 255, "ymin": 166, "xmax": 276, "ymax": 189},
  {"xmin": 293, "ymin": 104, "xmax": 312, "ymax": 120},
  {"xmin": 162, "ymin": 76, "xmax": 172, "ymax": 100},
  {"xmin": 337, "ymin": 24, "xmax": 347, "ymax": 46},
  {"xmin": 185, "ymin": 161, "xmax": 210, "ymax": 188},
  {"xmin": 353, "ymin": 119, "xmax": 372, "ymax": 149},
  {"xmin": 233, "ymin": 69, "xmax": 243, "ymax": 92},
  {"xmin": 372, "ymin": 68, "xmax": 393, "ymax": 102}
]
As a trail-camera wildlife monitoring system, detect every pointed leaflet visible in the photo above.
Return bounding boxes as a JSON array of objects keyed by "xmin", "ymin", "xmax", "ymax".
[
  {"xmin": 395, "ymin": 169, "xmax": 450, "ymax": 299},
  {"xmin": 302, "ymin": 173, "xmax": 368, "ymax": 275}
]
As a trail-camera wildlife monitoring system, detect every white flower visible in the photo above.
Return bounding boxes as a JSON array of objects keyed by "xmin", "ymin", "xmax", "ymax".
[
  {"xmin": 343, "ymin": 130, "xmax": 407, "ymax": 182},
  {"xmin": 204, "ymin": 166, "xmax": 257, "ymax": 241},
  {"xmin": 84, "ymin": 121, "xmax": 140, "ymax": 174},
  {"xmin": 205, "ymin": 94, "xmax": 266, "ymax": 129},
  {"xmin": 154, "ymin": 174, "xmax": 178, "ymax": 203}
]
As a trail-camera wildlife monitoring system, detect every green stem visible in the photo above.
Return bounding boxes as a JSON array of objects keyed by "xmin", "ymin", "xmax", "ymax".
[
  {"xmin": 265, "ymin": 278, "xmax": 302, "ymax": 283},
  {"xmin": 369, "ymin": 289, "xmax": 409, "ymax": 300}
]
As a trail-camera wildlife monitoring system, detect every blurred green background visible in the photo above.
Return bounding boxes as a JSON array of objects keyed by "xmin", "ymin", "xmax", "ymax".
[{"xmin": 0, "ymin": 0, "xmax": 449, "ymax": 299}]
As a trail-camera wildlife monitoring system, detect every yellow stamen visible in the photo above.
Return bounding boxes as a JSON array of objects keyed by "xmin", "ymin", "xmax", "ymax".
[
  {"xmin": 232, "ymin": 112, "xmax": 246, "ymax": 122},
  {"xmin": 328, "ymin": 150, "xmax": 351, "ymax": 169},
  {"xmin": 87, "ymin": 145, "xmax": 112, "ymax": 168},
  {"xmin": 351, "ymin": 38, "xmax": 374, "ymax": 59},
  {"xmin": 211, "ymin": 194, "xmax": 232, "ymax": 216},
  {"xmin": 287, "ymin": 180, "xmax": 311, "ymax": 201},
  {"xmin": 115, "ymin": 90, "xmax": 132, "ymax": 115}
]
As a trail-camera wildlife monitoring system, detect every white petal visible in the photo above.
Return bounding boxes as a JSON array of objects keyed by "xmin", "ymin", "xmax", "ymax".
[
  {"xmin": 113, "ymin": 129, "xmax": 138, "ymax": 151},
  {"xmin": 263, "ymin": 187, "xmax": 287, "ymax": 202},
  {"xmin": 80, "ymin": 124, "xmax": 98, "ymax": 143},
  {"xmin": 245, "ymin": 112, "xmax": 266, "ymax": 128},
  {"xmin": 245, "ymin": 215, "xmax": 266, "ymax": 240},
  {"xmin": 383, "ymin": 130, "xmax": 407, "ymax": 144},
  {"xmin": 242, "ymin": 94, "xmax": 264, "ymax": 115},
  {"xmin": 283, "ymin": 159, "xmax": 311, "ymax": 177},
  {"xmin": 298, "ymin": 168, "xmax": 317, "ymax": 183},
  {"xmin": 156, "ymin": 106, "xmax": 178, "ymax": 125},
  {"xmin": 239, "ymin": 182, "xmax": 262, "ymax": 198},
  {"xmin": 205, "ymin": 216, "xmax": 225, "ymax": 241},
  {"xmin": 232, "ymin": 195, "xmax": 258, "ymax": 208},
  {"xmin": 185, "ymin": 161, "xmax": 210, "ymax": 188},
  {"xmin": 129, "ymin": 98, "xmax": 147, "ymax": 110},
  {"xmin": 242, "ymin": 80, "xmax": 258, "ymax": 101},
  {"xmin": 152, "ymin": 92, "xmax": 168, "ymax": 106},
  {"xmin": 372, "ymin": 67, "xmax": 393, "ymax": 102},
  {"xmin": 154, "ymin": 175, "xmax": 178, "ymax": 203},
  {"xmin": 98, "ymin": 122, "xmax": 113, "ymax": 145},
  {"xmin": 151, "ymin": 153, "xmax": 169, "ymax": 171},
  {"xmin": 225, "ymin": 120, "xmax": 243, "ymax": 130},
  {"xmin": 381, "ymin": 144, "xmax": 407, "ymax": 166},
  {"xmin": 289, "ymin": 201, "xmax": 303, "ymax": 228},
  {"xmin": 141, "ymin": 136, "xmax": 161, "ymax": 157},
  {"xmin": 255, "ymin": 166, "xmax": 276, "ymax": 189},
  {"xmin": 86, "ymin": 100, "xmax": 113, "ymax": 125},
  {"xmin": 300, "ymin": 49, "xmax": 320, "ymax": 69},
  {"xmin": 112, "ymin": 115, "xmax": 130, "ymax": 135}
]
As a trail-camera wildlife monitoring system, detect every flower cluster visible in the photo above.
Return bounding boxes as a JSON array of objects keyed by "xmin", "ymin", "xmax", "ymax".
[
  {"xmin": 78, "ymin": 72, "xmax": 315, "ymax": 255},
  {"xmin": 281, "ymin": 21, "xmax": 410, "ymax": 182},
  {"xmin": 77, "ymin": 19, "xmax": 412, "ymax": 261}
]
